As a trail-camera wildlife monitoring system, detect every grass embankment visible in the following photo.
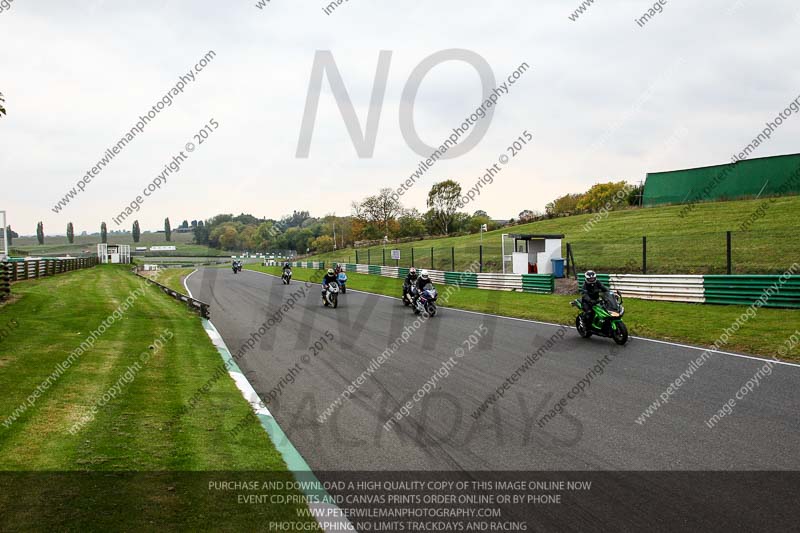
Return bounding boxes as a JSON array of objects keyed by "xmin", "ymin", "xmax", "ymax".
[
  {"xmin": 305, "ymin": 195, "xmax": 800, "ymax": 274},
  {"xmin": 12, "ymin": 231, "xmax": 228, "ymax": 257},
  {"xmin": 0, "ymin": 265, "xmax": 319, "ymax": 530},
  {"xmin": 141, "ymin": 267, "xmax": 197, "ymax": 294},
  {"xmin": 252, "ymin": 265, "xmax": 800, "ymax": 362}
]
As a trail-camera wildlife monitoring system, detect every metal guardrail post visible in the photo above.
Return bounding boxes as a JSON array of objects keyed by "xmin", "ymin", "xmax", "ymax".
[
  {"xmin": 411, "ymin": 248, "xmax": 415, "ymax": 267},
  {"xmin": 726, "ymin": 231, "xmax": 732, "ymax": 275},
  {"xmin": 451, "ymin": 247, "xmax": 455, "ymax": 272},
  {"xmin": 479, "ymin": 245, "xmax": 483, "ymax": 273},
  {"xmin": 430, "ymin": 247, "xmax": 434, "ymax": 270},
  {"xmin": 642, "ymin": 237, "xmax": 647, "ymax": 275},
  {"xmin": 565, "ymin": 243, "xmax": 572, "ymax": 278},
  {"xmin": 131, "ymin": 269, "xmax": 210, "ymax": 319}
]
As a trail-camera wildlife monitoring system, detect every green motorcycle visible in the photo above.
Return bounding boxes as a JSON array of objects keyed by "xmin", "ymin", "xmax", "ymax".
[{"xmin": 570, "ymin": 291, "xmax": 628, "ymax": 345}]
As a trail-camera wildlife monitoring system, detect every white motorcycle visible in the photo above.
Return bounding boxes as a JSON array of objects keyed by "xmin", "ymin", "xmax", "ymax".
[
  {"xmin": 282, "ymin": 269, "xmax": 292, "ymax": 285},
  {"xmin": 322, "ymin": 282, "xmax": 339, "ymax": 308}
]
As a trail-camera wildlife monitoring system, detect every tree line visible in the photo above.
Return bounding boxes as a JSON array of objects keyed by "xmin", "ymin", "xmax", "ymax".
[
  {"xmin": 193, "ymin": 179, "xmax": 638, "ymax": 254},
  {"xmin": 27, "ymin": 218, "xmax": 175, "ymax": 245},
  {"xmin": 17, "ymin": 180, "xmax": 639, "ymax": 252}
]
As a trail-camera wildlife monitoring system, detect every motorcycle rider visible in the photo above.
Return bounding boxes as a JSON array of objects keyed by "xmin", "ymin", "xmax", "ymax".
[
  {"xmin": 322, "ymin": 268, "xmax": 338, "ymax": 296},
  {"xmin": 412, "ymin": 269, "xmax": 433, "ymax": 306},
  {"xmin": 581, "ymin": 270, "xmax": 609, "ymax": 324},
  {"xmin": 403, "ymin": 267, "xmax": 419, "ymax": 300}
]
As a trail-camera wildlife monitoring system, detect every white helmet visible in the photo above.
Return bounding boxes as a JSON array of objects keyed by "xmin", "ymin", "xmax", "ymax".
[{"xmin": 420, "ymin": 269, "xmax": 429, "ymax": 280}]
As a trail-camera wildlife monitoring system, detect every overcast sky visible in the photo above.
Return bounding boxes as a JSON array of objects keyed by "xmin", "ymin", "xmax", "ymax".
[{"xmin": 2, "ymin": 0, "xmax": 799, "ymax": 234}]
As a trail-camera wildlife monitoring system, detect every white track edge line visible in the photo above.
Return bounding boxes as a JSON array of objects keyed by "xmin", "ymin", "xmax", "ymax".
[{"xmin": 183, "ymin": 268, "xmax": 355, "ymax": 533}]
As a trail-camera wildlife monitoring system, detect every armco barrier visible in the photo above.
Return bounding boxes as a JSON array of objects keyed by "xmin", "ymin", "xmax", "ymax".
[
  {"xmin": 578, "ymin": 273, "xmax": 705, "ymax": 304},
  {"xmin": 704, "ymin": 275, "xmax": 800, "ymax": 309},
  {"xmin": 578, "ymin": 272, "xmax": 800, "ymax": 308},
  {"xmin": 132, "ymin": 268, "xmax": 210, "ymax": 318},
  {"xmin": 289, "ymin": 261, "xmax": 325, "ymax": 270},
  {"xmin": 522, "ymin": 274, "xmax": 557, "ymax": 294},
  {"xmin": 577, "ymin": 273, "xmax": 611, "ymax": 286},
  {"xmin": 290, "ymin": 262, "xmax": 554, "ymax": 294},
  {"xmin": 613, "ymin": 274, "xmax": 705, "ymax": 303}
]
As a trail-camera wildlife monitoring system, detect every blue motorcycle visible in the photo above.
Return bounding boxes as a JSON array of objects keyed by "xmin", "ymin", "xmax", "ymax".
[
  {"xmin": 337, "ymin": 271, "xmax": 348, "ymax": 294},
  {"xmin": 413, "ymin": 283, "xmax": 438, "ymax": 317}
]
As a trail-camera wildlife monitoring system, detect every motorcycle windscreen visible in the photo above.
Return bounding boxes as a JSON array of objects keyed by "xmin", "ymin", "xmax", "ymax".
[{"xmin": 601, "ymin": 293, "xmax": 621, "ymax": 312}]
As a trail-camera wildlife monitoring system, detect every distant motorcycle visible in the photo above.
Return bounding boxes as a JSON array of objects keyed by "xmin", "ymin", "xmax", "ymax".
[
  {"xmin": 282, "ymin": 269, "xmax": 292, "ymax": 285},
  {"xmin": 570, "ymin": 291, "xmax": 628, "ymax": 345},
  {"xmin": 402, "ymin": 282, "xmax": 414, "ymax": 306},
  {"xmin": 337, "ymin": 271, "xmax": 348, "ymax": 294},
  {"xmin": 322, "ymin": 282, "xmax": 340, "ymax": 308},
  {"xmin": 413, "ymin": 283, "xmax": 438, "ymax": 317},
  {"xmin": 232, "ymin": 261, "xmax": 242, "ymax": 274}
]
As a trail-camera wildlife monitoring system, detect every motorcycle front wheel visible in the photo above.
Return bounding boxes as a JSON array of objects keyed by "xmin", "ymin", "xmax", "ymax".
[
  {"xmin": 426, "ymin": 304, "xmax": 437, "ymax": 317},
  {"xmin": 575, "ymin": 315, "xmax": 592, "ymax": 338},
  {"xmin": 612, "ymin": 321, "xmax": 628, "ymax": 345},
  {"xmin": 332, "ymin": 293, "xmax": 338, "ymax": 309}
]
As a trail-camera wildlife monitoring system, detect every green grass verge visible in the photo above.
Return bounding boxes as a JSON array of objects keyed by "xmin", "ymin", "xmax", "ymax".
[
  {"xmin": 0, "ymin": 265, "xmax": 319, "ymax": 530},
  {"xmin": 304, "ymin": 195, "xmax": 800, "ymax": 274},
  {"xmin": 251, "ymin": 265, "xmax": 800, "ymax": 362},
  {"xmin": 146, "ymin": 267, "xmax": 197, "ymax": 294}
]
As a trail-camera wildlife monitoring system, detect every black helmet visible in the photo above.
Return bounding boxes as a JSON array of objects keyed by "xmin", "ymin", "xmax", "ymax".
[
  {"xmin": 409, "ymin": 267, "xmax": 417, "ymax": 277},
  {"xmin": 585, "ymin": 270, "xmax": 597, "ymax": 283}
]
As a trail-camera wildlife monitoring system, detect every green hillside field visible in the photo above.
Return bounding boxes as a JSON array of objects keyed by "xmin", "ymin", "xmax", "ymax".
[
  {"xmin": 10, "ymin": 231, "xmax": 228, "ymax": 257},
  {"xmin": 304, "ymin": 195, "xmax": 800, "ymax": 275}
]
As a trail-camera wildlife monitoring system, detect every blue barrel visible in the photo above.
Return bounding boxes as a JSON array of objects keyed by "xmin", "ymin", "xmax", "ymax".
[{"xmin": 551, "ymin": 258, "xmax": 565, "ymax": 278}]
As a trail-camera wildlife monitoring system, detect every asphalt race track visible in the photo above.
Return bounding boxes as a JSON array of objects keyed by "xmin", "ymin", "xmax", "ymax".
[
  {"xmin": 187, "ymin": 267, "xmax": 800, "ymax": 529},
  {"xmin": 188, "ymin": 268, "xmax": 800, "ymax": 470}
]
